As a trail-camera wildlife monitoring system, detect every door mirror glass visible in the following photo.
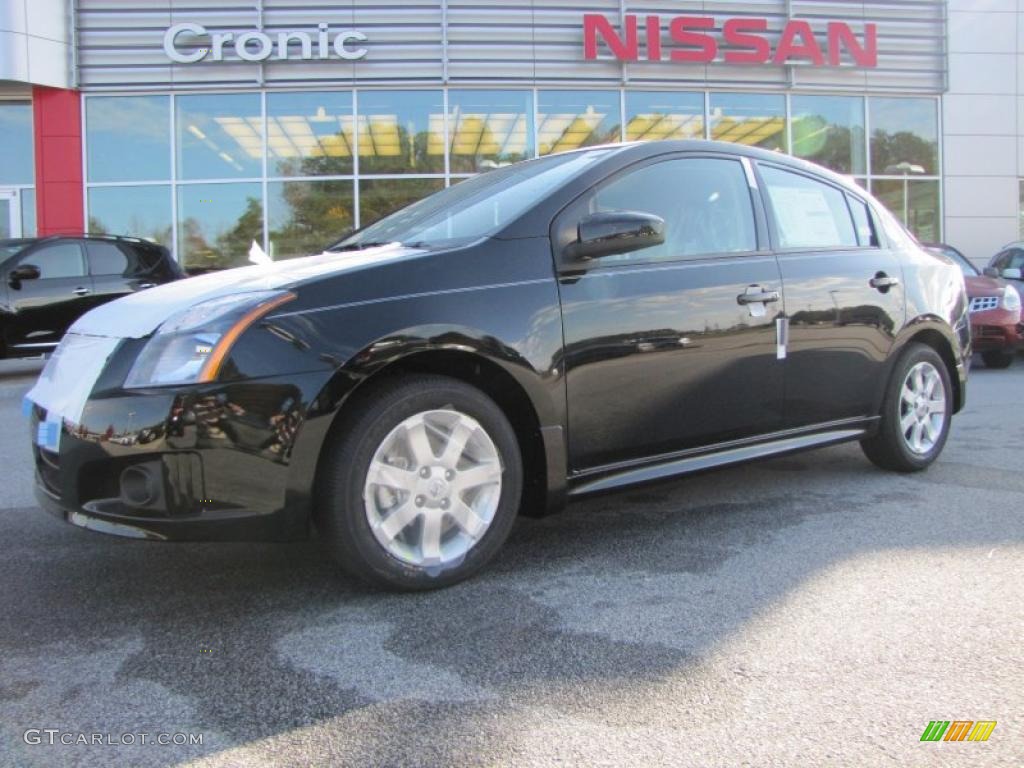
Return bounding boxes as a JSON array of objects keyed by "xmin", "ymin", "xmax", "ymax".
[
  {"xmin": 9, "ymin": 263, "xmax": 40, "ymax": 282},
  {"xmin": 1002, "ymin": 267, "xmax": 1023, "ymax": 280},
  {"xmin": 569, "ymin": 211, "xmax": 666, "ymax": 261},
  {"xmin": 982, "ymin": 266, "xmax": 999, "ymax": 278}
]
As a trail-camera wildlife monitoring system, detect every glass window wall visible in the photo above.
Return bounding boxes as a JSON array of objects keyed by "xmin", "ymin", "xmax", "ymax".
[
  {"xmin": 82, "ymin": 89, "xmax": 943, "ymax": 266},
  {"xmin": 791, "ymin": 95, "xmax": 865, "ymax": 175},
  {"xmin": 0, "ymin": 103, "xmax": 34, "ymax": 185},
  {"xmin": 710, "ymin": 93, "xmax": 786, "ymax": 151},
  {"xmin": 177, "ymin": 183, "xmax": 263, "ymax": 271},
  {"xmin": 87, "ymin": 96, "xmax": 170, "ymax": 182},
  {"xmin": 448, "ymin": 90, "xmax": 533, "ymax": 174},
  {"xmin": 267, "ymin": 92, "xmax": 354, "ymax": 177},
  {"xmin": 88, "ymin": 185, "xmax": 172, "ymax": 245},
  {"xmin": 269, "ymin": 180, "xmax": 354, "ymax": 260},
  {"xmin": 357, "ymin": 90, "xmax": 445, "ymax": 175},
  {"xmin": 537, "ymin": 91, "xmax": 620, "ymax": 156},
  {"xmin": 625, "ymin": 91, "xmax": 704, "ymax": 142}
]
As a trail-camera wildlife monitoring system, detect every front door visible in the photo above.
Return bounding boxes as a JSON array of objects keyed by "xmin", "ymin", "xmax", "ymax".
[
  {"xmin": 555, "ymin": 154, "xmax": 785, "ymax": 471},
  {"xmin": 0, "ymin": 189, "xmax": 20, "ymax": 239},
  {"xmin": 5, "ymin": 240, "xmax": 95, "ymax": 352}
]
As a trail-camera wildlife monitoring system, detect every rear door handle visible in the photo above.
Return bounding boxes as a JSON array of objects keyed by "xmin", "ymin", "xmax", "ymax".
[
  {"xmin": 869, "ymin": 273, "xmax": 900, "ymax": 290},
  {"xmin": 737, "ymin": 288, "xmax": 781, "ymax": 305},
  {"xmin": 137, "ymin": 282, "xmax": 157, "ymax": 290},
  {"xmin": 72, "ymin": 287, "xmax": 91, "ymax": 296}
]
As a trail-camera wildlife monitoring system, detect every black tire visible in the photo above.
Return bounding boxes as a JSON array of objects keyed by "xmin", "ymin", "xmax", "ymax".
[
  {"xmin": 860, "ymin": 343, "xmax": 953, "ymax": 473},
  {"xmin": 981, "ymin": 350, "xmax": 1014, "ymax": 369},
  {"xmin": 316, "ymin": 374, "xmax": 523, "ymax": 590}
]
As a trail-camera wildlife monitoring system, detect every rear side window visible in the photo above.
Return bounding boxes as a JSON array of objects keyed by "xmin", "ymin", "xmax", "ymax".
[
  {"xmin": 760, "ymin": 166, "xmax": 857, "ymax": 250},
  {"xmin": 588, "ymin": 156, "xmax": 758, "ymax": 263},
  {"xmin": 86, "ymin": 241, "xmax": 130, "ymax": 276},
  {"xmin": 21, "ymin": 242, "xmax": 86, "ymax": 279}
]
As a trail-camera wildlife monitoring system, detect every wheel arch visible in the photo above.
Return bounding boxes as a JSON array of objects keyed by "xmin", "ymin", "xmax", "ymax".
[
  {"xmin": 891, "ymin": 320, "xmax": 966, "ymax": 414},
  {"xmin": 300, "ymin": 346, "xmax": 565, "ymax": 530}
]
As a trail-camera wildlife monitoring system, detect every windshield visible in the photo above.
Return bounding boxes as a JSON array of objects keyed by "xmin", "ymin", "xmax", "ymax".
[
  {"xmin": 329, "ymin": 149, "xmax": 613, "ymax": 251},
  {"xmin": 0, "ymin": 240, "xmax": 31, "ymax": 261},
  {"xmin": 930, "ymin": 245, "xmax": 978, "ymax": 277}
]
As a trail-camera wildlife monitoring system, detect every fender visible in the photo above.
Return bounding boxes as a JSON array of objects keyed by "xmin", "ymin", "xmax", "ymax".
[
  {"xmin": 876, "ymin": 314, "xmax": 969, "ymax": 417},
  {"xmin": 281, "ymin": 310, "xmax": 567, "ymax": 524}
]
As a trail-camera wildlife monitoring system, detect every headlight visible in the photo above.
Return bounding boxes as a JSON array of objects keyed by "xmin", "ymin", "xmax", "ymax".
[
  {"xmin": 124, "ymin": 290, "xmax": 295, "ymax": 388},
  {"xmin": 1002, "ymin": 284, "xmax": 1022, "ymax": 312}
]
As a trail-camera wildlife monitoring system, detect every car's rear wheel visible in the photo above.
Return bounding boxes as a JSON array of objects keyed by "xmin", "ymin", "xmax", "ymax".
[
  {"xmin": 861, "ymin": 343, "xmax": 952, "ymax": 472},
  {"xmin": 981, "ymin": 350, "xmax": 1014, "ymax": 369},
  {"xmin": 317, "ymin": 375, "xmax": 522, "ymax": 590}
]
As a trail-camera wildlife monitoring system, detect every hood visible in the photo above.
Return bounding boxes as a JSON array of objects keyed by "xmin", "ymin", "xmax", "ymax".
[
  {"xmin": 964, "ymin": 274, "xmax": 1006, "ymax": 299},
  {"xmin": 70, "ymin": 243, "xmax": 424, "ymax": 339}
]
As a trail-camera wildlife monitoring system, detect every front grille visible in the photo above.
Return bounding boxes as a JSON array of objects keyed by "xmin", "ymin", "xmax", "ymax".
[
  {"xmin": 969, "ymin": 296, "xmax": 1000, "ymax": 313},
  {"xmin": 974, "ymin": 325, "xmax": 1007, "ymax": 341}
]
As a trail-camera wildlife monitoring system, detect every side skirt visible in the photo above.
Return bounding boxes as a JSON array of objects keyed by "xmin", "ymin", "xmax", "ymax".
[{"xmin": 568, "ymin": 419, "xmax": 877, "ymax": 497}]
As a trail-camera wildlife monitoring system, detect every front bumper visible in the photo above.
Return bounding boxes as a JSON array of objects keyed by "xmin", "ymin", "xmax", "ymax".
[
  {"xmin": 970, "ymin": 309, "xmax": 1024, "ymax": 353},
  {"xmin": 28, "ymin": 370, "xmax": 331, "ymax": 542}
]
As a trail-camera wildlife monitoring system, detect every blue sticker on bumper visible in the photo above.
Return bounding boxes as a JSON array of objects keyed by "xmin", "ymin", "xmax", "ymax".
[{"xmin": 36, "ymin": 418, "xmax": 60, "ymax": 451}]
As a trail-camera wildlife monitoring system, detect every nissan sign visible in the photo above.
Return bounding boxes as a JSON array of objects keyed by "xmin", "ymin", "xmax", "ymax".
[{"xmin": 583, "ymin": 14, "xmax": 878, "ymax": 67}]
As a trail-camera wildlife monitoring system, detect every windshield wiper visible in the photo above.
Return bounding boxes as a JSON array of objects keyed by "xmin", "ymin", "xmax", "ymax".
[{"xmin": 327, "ymin": 240, "xmax": 397, "ymax": 252}]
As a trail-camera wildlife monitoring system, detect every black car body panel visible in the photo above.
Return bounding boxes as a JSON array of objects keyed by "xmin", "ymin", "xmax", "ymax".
[
  {"xmin": 26, "ymin": 141, "xmax": 969, "ymax": 542},
  {"xmin": 1, "ymin": 235, "xmax": 182, "ymax": 358}
]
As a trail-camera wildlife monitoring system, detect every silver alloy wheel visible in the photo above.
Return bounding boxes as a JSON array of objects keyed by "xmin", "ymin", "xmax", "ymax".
[
  {"xmin": 898, "ymin": 361, "xmax": 947, "ymax": 455},
  {"xmin": 363, "ymin": 409, "xmax": 503, "ymax": 570}
]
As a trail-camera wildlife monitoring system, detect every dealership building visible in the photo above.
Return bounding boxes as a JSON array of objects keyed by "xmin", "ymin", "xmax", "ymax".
[{"xmin": 1, "ymin": 0, "xmax": 1021, "ymax": 268}]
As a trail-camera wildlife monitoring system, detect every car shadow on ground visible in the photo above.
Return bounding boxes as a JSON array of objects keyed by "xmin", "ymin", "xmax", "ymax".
[{"xmin": 1, "ymin": 432, "xmax": 1021, "ymax": 766}]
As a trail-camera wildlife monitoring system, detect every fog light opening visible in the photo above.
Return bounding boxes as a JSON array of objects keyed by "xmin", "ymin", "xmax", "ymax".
[{"xmin": 120, "ymin": 465, "xmax": 158, "ymax": 508}]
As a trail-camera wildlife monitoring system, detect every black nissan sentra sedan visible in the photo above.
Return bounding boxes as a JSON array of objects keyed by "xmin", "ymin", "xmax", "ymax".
[{"xmin": 26, "ymin": 141, "xmax": 969, "ymax": 590}]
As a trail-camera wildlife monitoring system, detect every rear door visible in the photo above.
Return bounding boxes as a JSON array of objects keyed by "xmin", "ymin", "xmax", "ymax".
[
  {"xmin": 556, "ymin": 153, "xmax": 785, "ymax": 471},
  {"xmin": 4, "ymin": 240, "xmax": 94, "ymax": 352},
  {"xmin": 756, "ymin": 163, "xmax": 904, "ymax": 426},
  {"xmin": 85, "ymin": 239, "xmax": 165, "ymax": 308}
]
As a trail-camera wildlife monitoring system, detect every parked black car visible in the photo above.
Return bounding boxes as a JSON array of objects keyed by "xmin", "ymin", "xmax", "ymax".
[
  {"xmin": 26, "ymin": 141, "xmax": 969, "ymax": 590},
  {"xmin": 1, "ymin": 234, "xmax": 183, "ymax": 358}
]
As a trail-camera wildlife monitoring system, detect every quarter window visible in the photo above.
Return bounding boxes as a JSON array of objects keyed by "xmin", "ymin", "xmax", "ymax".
[
  {"xmin": 760, "ymin": 166, "xmax": 857, "ymax": 250},
  {"xmin": 588, "ymin": 157, "xmax": 758, "ymax": 263},
  {"xmin": 21, "ymin": 243, "xmax": 86, "ymax": 279},
  {"xmin": 846, "ymin": 194, "xmax": 879, "ymax": 247}
]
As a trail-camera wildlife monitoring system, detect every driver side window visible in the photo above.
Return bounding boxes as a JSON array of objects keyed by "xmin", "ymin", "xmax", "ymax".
[
  {"xmin": 588, "ymin": 157, "xmax": 758, "ymax": 264},
  {"xmin": 20, "ymin": 242, "xmax": 86, "ymax": 279}
]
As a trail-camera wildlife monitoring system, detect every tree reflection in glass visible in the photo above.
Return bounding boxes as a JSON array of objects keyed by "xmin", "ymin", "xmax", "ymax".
[
  {"xmin": 177, "ymin": 183, "xmax": 263, "ymax": 272},
  {"xmin": 269, "ymin": 180, "xmax": 354, "ymax": 259}
]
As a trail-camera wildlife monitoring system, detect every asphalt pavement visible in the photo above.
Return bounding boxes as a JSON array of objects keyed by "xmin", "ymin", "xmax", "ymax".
[{"xmin": 0, "ymin": 356, "xmax": 1021, "ymax": 767}]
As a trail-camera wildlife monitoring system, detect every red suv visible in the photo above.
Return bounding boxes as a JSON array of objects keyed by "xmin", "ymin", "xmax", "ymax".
[{"xmin": 926, "ymin": 243, "xmax": 1022, "ymax": 368}]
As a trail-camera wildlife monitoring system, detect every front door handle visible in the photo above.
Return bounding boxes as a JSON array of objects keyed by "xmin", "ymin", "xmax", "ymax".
[
  {"xmin": 137, "ymin": 282, "xmax": 157, "ymax": 290},
  {"xmin": 72, "ymin": 287, "xmax": 91, "ymax": 296},
  {"xmin": 737, "ymin": 288, "xmax": 781, "ymax": 305},
  {"xmin": 869, "ymin": 273, "xmax": 900, "ymax": 291}
]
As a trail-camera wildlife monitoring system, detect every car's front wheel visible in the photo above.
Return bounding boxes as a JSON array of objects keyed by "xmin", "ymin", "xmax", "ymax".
[
  {"xmin": 317, "ymin": 374, "xmax": 523, "ymax": 590},
  {"xmin": 861, "ymin": 343, "xmax": 953, "ymax": 472}
]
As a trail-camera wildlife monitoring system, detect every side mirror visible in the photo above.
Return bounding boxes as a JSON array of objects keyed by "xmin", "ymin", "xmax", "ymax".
[
  {"xmin": 1002, "ymin": 267, "xmax": 1023, "ymax": 280},
  {"xmin": 8, "ymin": 264, "xmax": 40, "ymax": 286},
  {"xmin": 982, "ymin": 267, "xmax": 999, "ymax": 278},
  {"xmin": 567, "ymin": 211, "xmax": 666, "ymax": 261}
]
